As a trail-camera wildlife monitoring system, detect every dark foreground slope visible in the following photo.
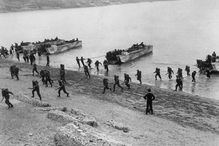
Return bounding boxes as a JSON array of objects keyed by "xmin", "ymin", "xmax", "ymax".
[{"xmin": 0, "ymin": 0, "xmax": 174, "ymax": 13}]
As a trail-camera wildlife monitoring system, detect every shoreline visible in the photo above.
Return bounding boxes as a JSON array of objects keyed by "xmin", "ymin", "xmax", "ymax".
[
  {"xmin": 0, "ymin": 0, "xmax": 176, "ymax": 14},
  {"xmin": 1, "ymin": 58, "xmax": 219, "ymax": 134}
]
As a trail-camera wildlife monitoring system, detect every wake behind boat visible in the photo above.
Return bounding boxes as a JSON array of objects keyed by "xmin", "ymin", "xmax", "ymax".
[{"xmin": 106, "ymin": 42, "xmax": 153, "ymax": 65}]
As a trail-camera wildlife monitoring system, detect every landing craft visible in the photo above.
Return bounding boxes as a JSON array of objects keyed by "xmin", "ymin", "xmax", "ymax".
[{"xmin": 105, "ymin": 42, "xmax": 153, "ymax": 65}]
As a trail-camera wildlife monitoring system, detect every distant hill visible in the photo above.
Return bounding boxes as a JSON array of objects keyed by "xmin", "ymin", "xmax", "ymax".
[{"xmin": 0, "ymin": 0, "xmax": 170, "ymax": 13}]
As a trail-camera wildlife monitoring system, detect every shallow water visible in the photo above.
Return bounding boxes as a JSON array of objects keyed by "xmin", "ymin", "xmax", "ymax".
[{"xmin": 0, "ymin": 0, "xmax": 219, "ymax": 100}]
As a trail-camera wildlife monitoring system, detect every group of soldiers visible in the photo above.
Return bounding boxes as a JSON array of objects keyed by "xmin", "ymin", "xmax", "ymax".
[
  {"xmin": 153, "ymin": 65, "xmax": 211, "ymax": 91},
  {"xmin": 76, "ymin": 56, "xmax": 109, "ymax": 78},
  {"xmin": 1, "ymin": 58, "xmax": 69, "ymax": 109}
]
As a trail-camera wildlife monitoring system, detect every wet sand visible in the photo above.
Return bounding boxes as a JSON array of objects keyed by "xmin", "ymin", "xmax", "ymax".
[{"xmin": 0, "ymin": 58, "xmax": 219, "ymax": 145}]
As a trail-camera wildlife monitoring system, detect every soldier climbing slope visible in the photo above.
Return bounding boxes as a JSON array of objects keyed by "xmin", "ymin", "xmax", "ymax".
[
  {"xmin": 31, "ymin": 80, "xmax": 42, "ymax": 101},
  {"xmin": 113, "ymin": 75, "xmax": 123, "ymax": 92},
  {"xmin": 124, "ymin": 73, "xmax": 131, "ymax": 89},
  {"xmin": 1, "ymin": 88, "xmax": 14, "ymax": 109},
  {"xmin": 57, "ymin": 80, "xmax": 69, "ymax": 97},
  {"xmin": 84, "ymin": 65, "xmax": 90, "ymax": 79},
  {"xmin": 32, "ymin": 63, "xmax": 39, "ymax": 76},
  {"xmin": 102, "ymin": 78, "xmax": 111, "ymax": 94},
  {"xmin": 10, "ymin": 65, "xmax": 19, "ymax": 80}
]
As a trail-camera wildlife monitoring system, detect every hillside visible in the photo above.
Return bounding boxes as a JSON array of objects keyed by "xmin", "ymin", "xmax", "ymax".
[{"xmin": 0, "ymin": 0, "xmax": 170, "ymax": 13}]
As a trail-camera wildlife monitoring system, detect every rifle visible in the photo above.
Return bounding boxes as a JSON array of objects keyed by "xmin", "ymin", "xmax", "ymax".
[{"xmin": 28, "ymin": 87, "xmax": 33, "ymax": 90}]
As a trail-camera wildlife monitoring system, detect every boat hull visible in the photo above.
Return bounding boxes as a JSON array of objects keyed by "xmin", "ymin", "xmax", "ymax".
[
  {"xmin": 47, "ymin": 41, "xmax": 82, "ymax": 54},
  {"xmin": 118, "ymin": 45, "xmax": 153, "ymax": 63}
]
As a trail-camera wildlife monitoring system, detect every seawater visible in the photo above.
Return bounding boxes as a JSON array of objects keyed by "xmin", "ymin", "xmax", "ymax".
[{"xmin": 0, "ymin": 0, "xmax": 219, "ymax": 100}]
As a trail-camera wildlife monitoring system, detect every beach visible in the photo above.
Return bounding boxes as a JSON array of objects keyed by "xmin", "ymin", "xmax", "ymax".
[{"xmin": 0, "ymin": 58, "xmax": 218, "ymax": 145}]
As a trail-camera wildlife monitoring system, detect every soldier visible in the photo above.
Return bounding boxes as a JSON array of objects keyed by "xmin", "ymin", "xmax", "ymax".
[
  {"xmin": 10, "ymin": 65, "xmax": 19, "ymax": 80},
  {"xmin": 206, "ymin": 69, "xmax": 211, "ymax": 78},
  {"xmin": 32, "ymin": 80, "xmax": 42, "ymax": 101},
  {"xmin": 103, "ymin": 60, "xmax": 109, "ymax": 72},
  {"xmin": 95, "ymin": 60, "xmax": 102, "ymax": 72},
  {"xmin": 60, "ymin": 64, "xmax": 66, "ymax": 83},
  {"xmin": 135, "ymin": 69, "xmax": 142, "ymax": 84},
  {"xmin": 113, "ymin": 75, "xmax": 123, "ymax": 92},
  {"xmin": 192, "ymin": 71, "xmax": 197, "ymax": 82},
  {"xmin": 16, "ymin": 50, "xmax": 20, "ymax": 61},
  {"xmin": 102, "ymin": 78, "xmax": 111, "ymax": 94},
  {"xmin": 154, "ymin": 68, "xmax": 161, "ymax": 80},
  {"xmin": 84, "ymin": 65, "xmax": 90, "ymax": 79},
  {"xmin": 32, "ymin": 63, "xmax": 39, "ymax": 76},
  {"xmin": 143, "ymin": 89, "xmax": 155, "ymax": 115},
  {"xmin": 40, "ymin": 70, "xmax": 46, "ymax": 85},
  {"xmin": 80, "ymin": 56, "xmax": 85, "ymax": 67},
  {"xmin": 124, "ymin": 73, "xmax": 131, "ymax": 89},
  {"xmin": 185, "ymin": 66, "xmax": 190, "ymax": 76},
  {"xmin": 29, "ymin": 53, "xmax": 36, "ymax": 65},
  {"xmin": 87, "ymin": 58, "xmax": 92, "ymax": 69},
  {"xmin": 166, "ymin": 67, "xmax": 174, "ymax": 79},
  {"xmin": 177, "ymin": 68, "xmax": 183, "ymax": 79},
  {"xmin": 1, "ymin": 88, "xmax": 14, "ymax": 109},
  {"xmin": 76, "ymin": 56, "xmax": 81, "ymax": 68},
  {"xmin": 175, "ymin": 75, "xmax": 183, "ymax": 91},
  {"xmin": 46, "ymin": 53, "xmax": 50, "ymax": 66},
  {"xmin": 57, "ymin": 80, "xmax": 69, "ymax": 97},
  {"xmin": 45, "ymin": 70, "xmax": 53, "ymax": 87}
]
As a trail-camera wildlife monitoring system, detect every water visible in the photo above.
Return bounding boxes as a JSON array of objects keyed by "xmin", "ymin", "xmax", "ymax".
[{"xmin": 0, "ymin": 0, "xmax": 219, "ymax": 100}]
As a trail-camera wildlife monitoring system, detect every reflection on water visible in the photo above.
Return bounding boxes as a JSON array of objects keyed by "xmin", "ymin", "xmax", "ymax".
[{"xmin": 1, "ymin": 0, "xmax": 219, "ymax": 100}]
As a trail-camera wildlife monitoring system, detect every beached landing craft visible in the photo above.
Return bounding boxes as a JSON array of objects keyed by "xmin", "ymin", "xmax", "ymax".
[
  {"xmin": 36, "ymin": 38, "xmax": 82, "ymax": 55},
  {"xmin": 106, "ymin": 42, "xmax": 153, "ymax": 65},
  {"xmin": 196, "ymin": 54, "xmax": 219, "ymax": 74}
]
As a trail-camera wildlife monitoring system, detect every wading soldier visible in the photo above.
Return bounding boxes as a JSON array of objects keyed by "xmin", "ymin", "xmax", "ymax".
[
  {"xmin": 95, "ymin": 60, "xmax": 102, "ymax": 72},
  {"xmin": 57, "ymin": 80, "xmax": 69, "ymax": 97},
  {"xmin": 32, "ymin": 80, "xmax": 42, "ymax": 101},
  {"xmin": 1, "ymin": 88, "xmax": 14, "ymax": 109},
  {"xmin": 135, "ymin": 69, "xmax": 142, "ymax": 84},
  {"xmin": 87, "ymin": 58, "xmax": 92, "ymax": 69},
  {"xmin": 124, "ymin": 73, "xmax": 131, "ymax": 89},
  {"xmin": 84, "ymin": 65, "xmax": 90, "ymax": 79},
  {"xmin": 192, "ymin": 71, "xmax": 197, "ymax": 82},
  {"xmin": 185, "ymin": 65, "xmax": 190, "ymax": 76},
  {"xmin": 154, "ymin": 68, "xmax": 161, "ymax": 80},
  {"xmin": 175, "ymin": 75, "xmax": 183, "ymax": 91},
  {"xmin": 46, "ymin": 53, "xmax": 50, "ymax": 66},
  {"xmin": 32, "ymin": 63, "xmax": 39, "ymax": 76},
  {"xmin": 113, "ymin": 75, "xmax": 123, "ymax": 92},
  {"xmin": 76, "ymin": 56, "xmax": 81, "ymax": 68},
  {"xmin": 102, "ymin": 78, "xmax": 111, "ymax": 94},
  {"xmin": 177, "ymin": 68, "xmax": 183, "ymax": 79},
  {"xmin": 103, "ymin": 59, "xmax": 109, "ymax": 72},
  {"xmin": 143, "ymin": 89, "xmax": 155, "ymax": 115},
  {"xmin": 206, "ymin": 69, "xmax": 211, "ymax": 78},
  {"xmin": 81, "ymin": 56, "xmax": 85, "ymax": 67},
  {"xmin": 166, "ymin": 67, "xmax": 174, "ymax": 79}
]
